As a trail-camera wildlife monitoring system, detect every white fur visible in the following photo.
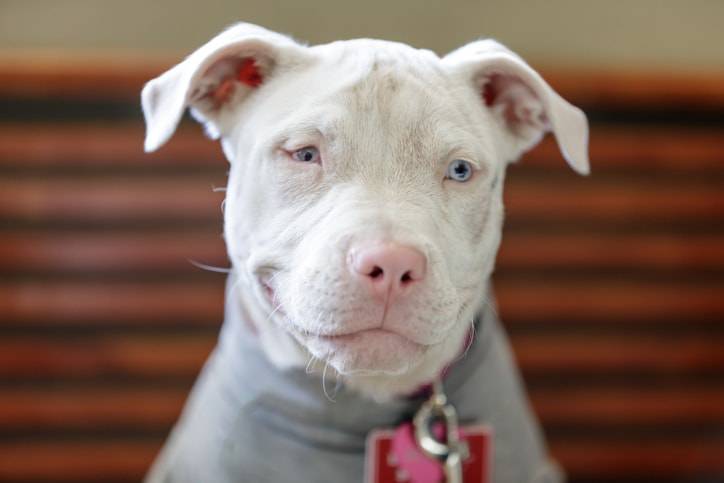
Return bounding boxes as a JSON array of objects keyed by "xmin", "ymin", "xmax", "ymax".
[{"xmin": 142, "ymin": 23, "xmax": 589, "ymax": 401}]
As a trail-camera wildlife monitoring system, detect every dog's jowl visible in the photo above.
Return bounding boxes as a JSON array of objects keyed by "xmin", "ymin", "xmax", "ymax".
[{"xmin": 141, "ymin": 22, "xmax": 589, "ymax": 483}]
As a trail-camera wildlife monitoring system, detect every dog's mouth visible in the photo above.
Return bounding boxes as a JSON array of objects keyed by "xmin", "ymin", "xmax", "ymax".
[
  {"xmin": 296, "ymin": 326, "xmax": 418, "ymax": 345},
  {"xmin": 299, "ymin": 325, "xmax": 425, "ymax": 375},
  {"xmin": 259, "ymin": 277, "xmax": 448, "ymax": 347},
  {"xmin": 316, "ymin": 327, "xmax": 393, "ymax": 341},
  {"xmin": 253, "ymin": 269, "xmax": 464, "ymax": 376}
]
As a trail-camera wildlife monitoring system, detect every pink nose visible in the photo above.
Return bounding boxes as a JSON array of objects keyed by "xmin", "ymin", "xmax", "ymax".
[{"xmin": 349, "ymin": 243, "xmax": 426, "ymax": 302}]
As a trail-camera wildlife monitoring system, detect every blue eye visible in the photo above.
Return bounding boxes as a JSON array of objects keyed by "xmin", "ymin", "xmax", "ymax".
[
  {"xmin": 446, "ymin": 159, "xmax": 474, "ymax": 182},
  {"xmin": 291, "ymin": 146, "xmax": 320, "ymax": 163}
]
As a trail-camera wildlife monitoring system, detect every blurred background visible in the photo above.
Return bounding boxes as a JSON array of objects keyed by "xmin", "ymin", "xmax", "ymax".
[{"xmin": 1, "ymin": 1, "xmax": 723, "ymax": 482}]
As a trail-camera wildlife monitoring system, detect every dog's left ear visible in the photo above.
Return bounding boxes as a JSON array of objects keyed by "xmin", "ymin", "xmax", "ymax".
[
  {"xmin": 442, "ymin": 40, "xmax": 589, "ymax": 175},
  {"xmin": 142, "ymin": 22, "xmax": 312, "ymax": 152}
]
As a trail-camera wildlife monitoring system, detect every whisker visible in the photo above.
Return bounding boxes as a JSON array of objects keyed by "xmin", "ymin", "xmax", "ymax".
[
  {"xmin": 332, "ymin": 373, "xmax": 344, "ymax": 396},
  {"xmin": 451, "ymin": 317, "xmax": 476, "ymax": 364},
  {"xmin": 265, "ymin": 301, "xmax": 284, "ymax": 323},
  {"xmin": 308, "ymin": 310, "xmax": 326, "ymax": 333},
  {"xmin": 463, "ymin": 318, "xmax": 477, "ymax": 358},
  {"xmin": 321, "ymin": 361, "xmax": 337, "ymax": 403},
  {"xmin": 188, "ymin": 259, "xmax": 232, "ymax": 273},
  {"xmin": 266, "ymin": 271, "xmax": 283, "ymax": 285},
  {"xmin": 305, "ymin": 355, "xmax": 319, "ymax": 374}
]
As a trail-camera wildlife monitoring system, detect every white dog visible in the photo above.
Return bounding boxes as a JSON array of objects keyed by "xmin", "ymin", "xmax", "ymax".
[{"xmin": 142, "ymin": 22, "xmax": 588, "ymax": 483}]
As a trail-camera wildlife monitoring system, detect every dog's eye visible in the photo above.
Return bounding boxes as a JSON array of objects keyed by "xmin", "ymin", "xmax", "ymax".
[
  {"xmin": 446, "ymin": 159, "xmax": 474, "ymax": 182},
  {"xmin": 291, "ymin": 146, "xmax": 320, "ymax": 163}
]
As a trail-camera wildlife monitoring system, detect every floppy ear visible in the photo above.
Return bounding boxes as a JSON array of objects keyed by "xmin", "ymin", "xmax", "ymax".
[
  {"xmin": 141, "ymin": 22, "xmax": 311, "ymax": 152},
  {"xmin": 442, "ymin": 40, "xmax": 590, "ymax": 175}
]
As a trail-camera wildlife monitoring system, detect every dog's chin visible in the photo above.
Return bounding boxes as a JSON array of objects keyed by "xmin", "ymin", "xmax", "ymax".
[{"xmin": 298, "ymin": 328, "xmax": 426, "ymax": 376}]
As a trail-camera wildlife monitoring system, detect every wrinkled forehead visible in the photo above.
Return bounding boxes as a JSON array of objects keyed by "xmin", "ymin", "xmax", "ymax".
[
  {"xmin": 256, "ymin": 41, "xmax": 494, "ymax": 171},
  {"xmin": 319, "ymin": 41, "xmax": 478, "ymax": 134}
]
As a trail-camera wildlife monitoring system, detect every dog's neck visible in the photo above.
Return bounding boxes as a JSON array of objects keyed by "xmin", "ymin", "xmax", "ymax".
[
  {"xmin": 231, "ymin": 273, "xmax": 310, "ymax": 369},
  {"xmin": 215, "ymin": 273, "xmax": 496, "ymax": 441},
  {"xmin": 225, "ymin": 271, "xmax": 478, "ymax": 401}
]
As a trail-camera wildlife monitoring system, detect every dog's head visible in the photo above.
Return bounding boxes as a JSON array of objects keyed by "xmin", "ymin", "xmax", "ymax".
[{"xmin": 142, "ymin": 23, "xmax": 588, "ymax": 399}]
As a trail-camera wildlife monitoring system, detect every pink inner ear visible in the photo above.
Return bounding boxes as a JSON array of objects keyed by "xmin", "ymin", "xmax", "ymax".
[
  {"xmin": 482, "ymin": 76, "xmax": 498, "ymax": 107},
  {"xmin": 203, "ymin": 57, "xmax": 263, "ymax": 108},
  {"xmin": 482, "ymin": 73, "xmax": 514, "ymax": 108},
  {"xmin": 236, "ymin": 58, "xmax": 263, "ymax": 87},
  {"xmin": 481, "ymin": 73, "xmax": 547, "ymax": 129}
]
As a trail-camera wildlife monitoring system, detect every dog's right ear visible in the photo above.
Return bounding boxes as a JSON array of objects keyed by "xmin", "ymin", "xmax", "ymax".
[{"xmin": 142, "ymin": 23, "xmax": 311, "ymax": 152}]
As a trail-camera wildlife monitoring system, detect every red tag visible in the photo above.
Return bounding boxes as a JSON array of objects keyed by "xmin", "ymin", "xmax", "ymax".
[{"xmin": 365, "ymin": 422, "xmax": 492, "ymax": 483}]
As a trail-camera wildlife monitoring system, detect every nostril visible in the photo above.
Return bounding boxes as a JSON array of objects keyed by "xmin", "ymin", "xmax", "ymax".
[
  {"xmin": 368, "ymin": 266, "xmax": 384, "ymax": 279},
  {"xmin": 349, "ymin": 243, "xmax": 426, "ymax": 297}
]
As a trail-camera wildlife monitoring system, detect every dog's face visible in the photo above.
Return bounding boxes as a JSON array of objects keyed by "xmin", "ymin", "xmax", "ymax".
[
  {"xmin": 143, "ymin": 24, "xmax": 588, "ymax": 398},
  {"xmin": 225, "ymin": 46, "xmax": 503, "ymax": 378}
]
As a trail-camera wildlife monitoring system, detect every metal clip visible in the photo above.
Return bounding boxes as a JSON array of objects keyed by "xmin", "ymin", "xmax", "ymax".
[{"xmin": 413, "ymin": 380, "xmax": 469, "ymax": 482}]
